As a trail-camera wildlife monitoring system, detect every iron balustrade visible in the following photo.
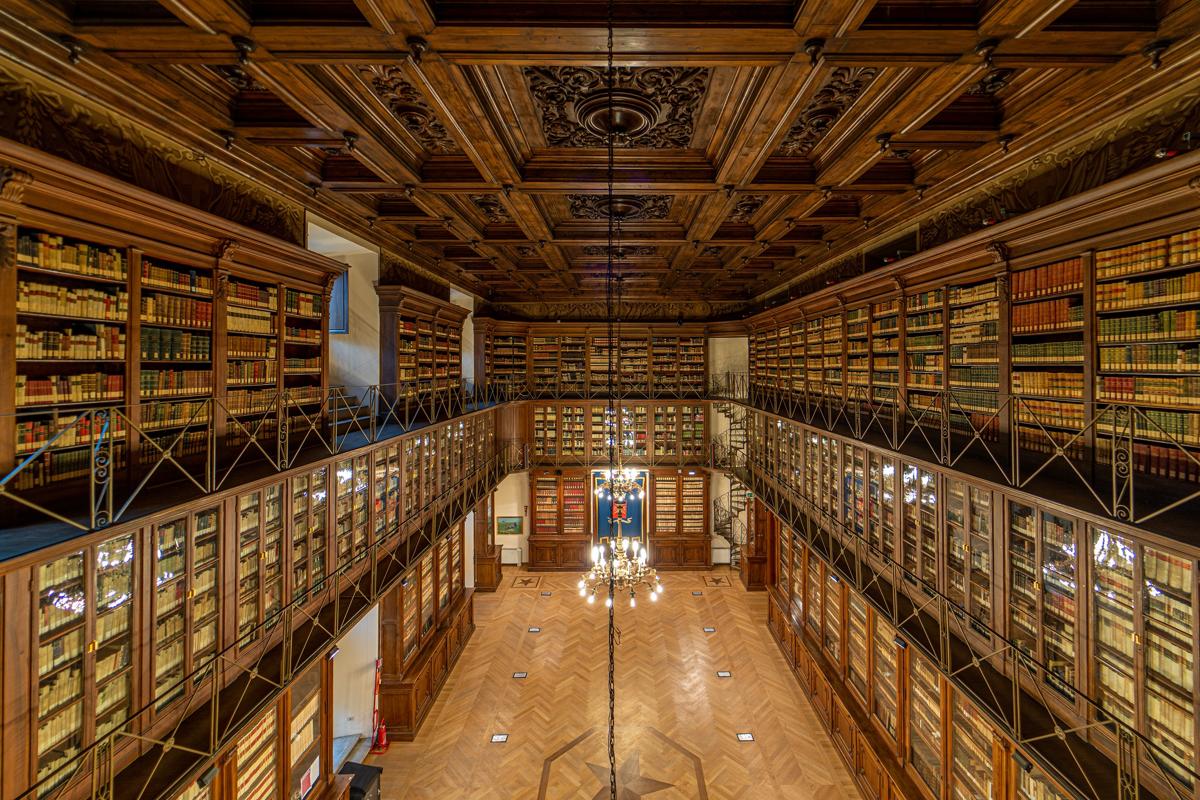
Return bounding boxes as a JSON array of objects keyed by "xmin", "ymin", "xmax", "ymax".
[{"xmin": 21, "ymin": 438, "xmax": 529, "ymax": 800}]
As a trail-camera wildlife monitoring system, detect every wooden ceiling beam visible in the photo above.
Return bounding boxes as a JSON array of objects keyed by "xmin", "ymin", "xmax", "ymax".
[{"xmin": 152, "ymin": 0, "xmax": 252, "ymax": 35}]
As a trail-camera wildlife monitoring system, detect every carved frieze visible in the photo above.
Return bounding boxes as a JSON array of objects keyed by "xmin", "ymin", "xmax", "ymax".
[
  {"xmin": 0, "ymin": 165, "xmax": 32, "ymax": 203},
  {"xmin": 567, "ymin": 194, "xmax": 672, "ymax": 221},
  {"xmin": 363, "ymin": 66, "xmax": 461, "ymax": 154},
  {"xmin": 524, "ymin": 66, "xmax": 709, "ymax": 149},
  {"xmin": 966, "ymin": 68, "xmax": 1016, "ymax": 96},
  {"xmin": 0, "ymin": 64, "xmax": 303, "ymax": 243},
  {"xmin": 470, "ymin": 194, "xmax": 511, "ymax": 224},
  {"xmin": 728, "ymin": 194, "xmax": 767, "ymax": 224},
  {"xmin": 777, "ymin": 67, "xmax": 879, "ymax": 157}
]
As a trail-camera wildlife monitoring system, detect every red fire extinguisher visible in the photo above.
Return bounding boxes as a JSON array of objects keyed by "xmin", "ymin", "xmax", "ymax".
[{"xmin": 370, "ymin": 720, "xmax": 389, "ymax": 754}]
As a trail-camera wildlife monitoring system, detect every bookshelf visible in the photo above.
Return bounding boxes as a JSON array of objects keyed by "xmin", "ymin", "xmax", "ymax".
[
  {"xmin": 373, "ymin": 444, "xmax": 401, "ymax": 547},
  {"xmin": 335, "ymin": 455, "xmax": 370, "ymax": 570},
  {"xmin": 152, "ymin": 507, "xmax": 220, "ymax": 715},
  {"xmin": 653, "ymin": 405, "xmax": 678, "ymax": 458},
  {"xmin": 438, "ymin": 535, "xmax": 452, "ymax": 611},
  {"xmin": 528, "ymin": 470, "xmax": 591, "ymax": 569},
  {"xmin": 236, "ymin": 707, "xmax": 278, "ymax": 800},
  {"xmin": 234, "ymin": 482, "xmax": 284, "ymax": 648},
  {"xmin": 909, "ymin": 651, "xmax": 943, "ymax": 798},
  {"xmin": 292, "ymin": 467, "xmax": 329, "ymax": 601},
  {"xmin": 871, "ymin": 299, "xmax": 900, "ymax": 408},
  {"xmin": 901, "ymin": 463, "xmax": 938, "ymax": 587},
  {"xmin": 866, "ymin": 452, "xmax": 897, "ymax": 565},
  {"xmin": 872, "ymin": 616, "xmax": 900, "ymax": 742},
  {"xmin": 473, "ymin": 323, "xmax": 708, "ymax": 397},
  {"xmin": 287, "ymin": 663, "xmax": 322, "ymax": 800},
  {"xmin": 653, "ymin": 475, "xmax": 678, "ymax": 535},
  {"xmin": 419, "ymin": 549, "xmax": 435, "ymax": 639},
  {"xmin": 533, "ymin": 405, "xmax": 558, "ymax": 459},
  {"xmin": 945, "ymin": 479, "xmax": 994, "ymax": 636},
  {"xmin": 952, "ymin": 693, "xmax": 996, "ymax": 800},
  {"xmin": 948, "ymin": 277, "xmax": 999, "ymax": 440},
  {"xmin": 823, "ymin": 571, "xmax": 843, "ymax": 665},
  {"xmin": 846, "ymin": 592, "xmax": 869, "ymax": 700},
  {"xmin": 376, "ymin": 286, "xmax": 469, "ymax": 404}
]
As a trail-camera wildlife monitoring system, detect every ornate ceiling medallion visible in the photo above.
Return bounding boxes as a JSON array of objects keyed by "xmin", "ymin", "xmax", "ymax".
[
  {"xmin": 728, "ymin": 194, "xmax": 767, "ymax": 223},
  {"xmin": 568, "ymin": 194, "xmax": 672, "ymax": 221},
  {"xmin": 524, "ymin": 67, "xmax": 709, "ymax": 149},
  {"xmin": 777, "ymin": 67, "xmax": 879, "ymax": 157},
  {"xmin": 362, "ymin": 66, "xmax": 461, "ymax": 154},
  {"xmin": 470, "ymin": 194, "xmax": 511, "ymax": 224}
]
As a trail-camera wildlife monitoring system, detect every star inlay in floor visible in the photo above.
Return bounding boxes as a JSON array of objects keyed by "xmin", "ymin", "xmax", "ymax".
[{"xmin": 586, "ymin": 751, "xmax": 675, "ymax": 799}]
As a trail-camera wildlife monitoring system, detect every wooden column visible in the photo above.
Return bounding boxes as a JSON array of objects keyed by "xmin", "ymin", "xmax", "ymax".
[
  {"xmin": 740, "ymin": 496, "xmax": 769, "ymax": 590},
  {"xmin": 472, "ymin": 491, "xmax": 502, "ymax": 591}
]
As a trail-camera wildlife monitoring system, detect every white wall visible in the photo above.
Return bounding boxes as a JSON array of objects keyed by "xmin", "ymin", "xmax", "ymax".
[
  {"xmin": 450, "ymin": 288, "xmax": 475, "ymax": 384},
  {"xmin": 493, "ymin": 471, "xmax": 530, "ymax": 564},
  {"xmin": 332, "ymin": 604, "xmax": 380, "ymax": 741},
  {"xmin": 330, "ymin": 250, "xmax": 381, "ymax": 390},
  {"xmin": 708, "ymin": 335, "xmax": 749, "ymax": 379}
]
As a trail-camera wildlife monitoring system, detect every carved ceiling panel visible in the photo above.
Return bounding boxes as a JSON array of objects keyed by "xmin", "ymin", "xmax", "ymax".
[
  {"xmin": 728, "ymin": 194, "xmax": 767, "ymax": 223},
  {"xmin": 524, "ymin": 66, "xmax": 709, "ymax": 148},
  {"xmin": 777, "ymin": 67, "xmax": 879, "ymax": 157},
  {"xmin": 470, "ymin": 193, "xmax": 511, "ymax": 224},
  {"xmin": 362, "ymin": 66, "xmax": 461, "ymax": 154},
  {"xmin": 567, "ymin": 194, "xmax": 673, "ymax": 221}
]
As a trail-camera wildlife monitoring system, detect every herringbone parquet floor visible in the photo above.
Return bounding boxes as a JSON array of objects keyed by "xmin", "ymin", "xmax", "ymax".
[{"xmin": 369, "ymin": 567, "xmax": 858, "ymax": 799}]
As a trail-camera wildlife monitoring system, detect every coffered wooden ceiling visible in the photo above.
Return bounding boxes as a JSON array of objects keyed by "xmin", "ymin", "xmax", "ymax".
[{"xmin": 2, "ymin": 0, "xmax": 1198, "ymax": 315}]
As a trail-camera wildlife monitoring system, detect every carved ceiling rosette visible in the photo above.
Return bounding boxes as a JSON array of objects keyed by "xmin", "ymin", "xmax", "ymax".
[
  {"xmin": 777, "ymin": 67, "xmax": 879, "ymax": 157},
  {"xmin": 524, "ymin": 66, "xmax": 709, "ymax": 148},
  {"xmin": 567, "ymin": 194, "xmax": 672, "ymax": 221},
  {"xmin": 470, "ymin": 194, "xmax": 511, "ymax": 224},
  {"xmin": 363, "ymin": 66, "xmax": 461, "ymax": 154},
  {"xmin": 727, "ymin": 194, "xmax": 767, "ymax": 224},
  {"xmin": 581, "ymin": 245, "xmax": 655, "ymax": 257}
]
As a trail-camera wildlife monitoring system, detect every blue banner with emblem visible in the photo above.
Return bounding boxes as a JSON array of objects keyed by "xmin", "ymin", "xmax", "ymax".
[{"xmin": 592, "ymin": 470, "xmax": 646, "ymax": 539}]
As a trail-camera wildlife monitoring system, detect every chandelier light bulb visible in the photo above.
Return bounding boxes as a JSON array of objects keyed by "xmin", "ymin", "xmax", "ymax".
[
  {"xmin": 650, "ymin": 590, "xmax": 658, "ymax": 601},
  {"xmin": 629, "ymin": 595, "xmax": 636, "ymax": 608},
  {"xmin": 605, "ymin": 596, "xmax": 613, "ymax": 608},
  {"xmin": 588, "ymin": 592, "xmax": 596, "ymax": 604}
]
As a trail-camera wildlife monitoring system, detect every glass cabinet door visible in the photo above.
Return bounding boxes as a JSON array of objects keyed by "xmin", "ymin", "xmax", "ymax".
[
  {"xmin": 1008, "ymin": 501, "xmax": 1039, "ymax": 660},
  {"xmin": 806, "ymin": 555, "xmax": 821, "ymax": 636},
  {"xmin": 1040, "ymin": 511, "xmax": 1077, "ymax": 698},
  {"xmin": 1143, "ymin": 546, "xmax": 1195, "ymax": 785},
  {"xmin": 873, "ymin": 618, "xmax": 900, "ymax": 740},
  {"xmin": 946, "ymin": 481, "xmax": 993, "ymax": 629},
  {"xmin": 237, "ymin": 707, "xmax": 278, "ymax": 800},
  {"xmin": 824, "ymin": 572, "xmax": 843, "ymax": 666},
  {"xmin": 951, "ymin": 692, "xmax": 995, "ymax": 799},
  {"xmin": 868, "ymin": 453, "xmax": 896, "ymax": 561},
  {"xmin": 94, "ymin": 534, "xmax": 135, "ymax": 742},
  {"xmin": 847, "ymin": 593, "xmax": 869, "ymax": 699},
  {"xmin": 421, "ymin": 433, "xmax": 436, "ymax": 507},
  {"xmin": 420, "ymin": 551, "xmax": 435, "ymax": 636},
  {"xmin": 438, "ymin": 536, "xmax": 451, "ymax": 611},
  {"xmin": 819, "ymin": 436, "xmax": 839, "ymax": 525},
  {"xmin": 237, "ymin": 484, "xmax": 283, "ymax": 646},
  {"xmin": 403, "ymin": 438, "xmax": 418, "ymax": 521},
  {"xmin": 451, "ymin": 524, "xmax": 463, "ymax": 597},
  {"xmin": 842, "ymin": 444, "xmax": 865, "ymax": 538},
  {"xmin": 1015, "ymin": 758, "xmax": 1070, "ymax": 800},
  {"xmin": 334, "ymin": 458, "xmax": 356, "ymax": 569},
  {"xmin": 791, "ymin": 539, "xmax": 805, "ymax": 620},
  {"xmin": 288, "ymin": 663, "xmax": 322, "ymax": 800},
  {"xmin": 37, "ymin": 551, "xmax": 86, "ymax": 791},
  {"xmin": 1091, "ymin": 527, "xmax": 1137, "ymax": 728},
  {"xmin": 902, "ymin": 464, "xmax": 938, "ymax": 587},
  {"xmin": 402, "ymin": 569, "xmax": 420, "ymax": 660},
  {"xmin": 154, "ymin": 517, "xmax": 189, "ymax": 711},
  {"xmin": 191, "ymin": 509, "xmax": 220, "ymax": 683},
  {"xmin": 291, "ymin": 470, "xmax": 328, "ymax": 601},
  {"xmin": 909, "ymin": 652, "xmax": 943, "ymax": 798}
]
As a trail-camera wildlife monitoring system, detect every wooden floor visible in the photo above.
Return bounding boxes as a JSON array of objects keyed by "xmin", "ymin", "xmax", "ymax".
[{"xmin": 369, "ymin": 568, "xmax": 858, "ymax": 799}]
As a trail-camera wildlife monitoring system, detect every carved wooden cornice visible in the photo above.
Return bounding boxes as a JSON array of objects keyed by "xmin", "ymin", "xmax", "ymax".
[{"xmin": 0, "ymin": 164, "xmax": 32, "ymax": 203}]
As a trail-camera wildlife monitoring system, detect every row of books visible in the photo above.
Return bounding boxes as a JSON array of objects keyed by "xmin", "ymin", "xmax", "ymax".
[
  {"xmin": 228, "ymin": 281, "xmax": 277, "ymax": 310},
  {"xmin": 1012, "ymin": 340, "xmax": 1084, "ymax": 363},
  {"xmin": 949, "ymin": 282, "xmax": 998, "ymax": 306},
  {"xmin": 141, "ymin": 327, "xmax": 211, "ymax": 361},
  {"xmin": 228, "ymin": 361, "xmax": 277, "ymax": 384},
  {"xmin": 1099, "ymin": 376, "xmax": 1200, "ymax": 407},
  {"xmin": 17, "ymin": 414, "xmax": 128, "ymax": 455},
  {"xmin": 140, "ymin": 294, "xmax": 213, "ymax": 329},
  {"xmin": 1167, "ymin": 228, "xmax": 1200, "ymax": 268},
  {"xmin": 1013, "ymin": 258, "xmax": 1083, "ymax": 299},
  {"xmin": 228, "ymin": 306, "xmax": 274, "ymax": 335},
  {"xmin": 17, "ymin": 324, "xmax": 124, "ymax": 360},
  {"xmin": 17, "ymin": 232, "xmax": 126, "ymax": 279},
  {"xmin": 1097, "ymin": 272, "xmax": 1200, "ymax": 311},
  {"xmin": 1012, "ymin": 298, "xmax": 1084, "ymax": 332},
  {"xmin": 285, "ymin": 326, "xmax": 321, "ymax": 344},
  {"xmin": 141, "ymin": 260, "xmax": 211, "ymax": 295},
  {"xmin": 140, "ymin": 370, "xmax": 213, "ymax": 397},
  {"xmin": 228, "ymin": 335, "xmax": 276, "ymax": 359},
  {"xmin": 1016, "ymin": 399, "xmax": 1085, "ymax": 427},
  {"xmin": 284, "ymin": 289, "xmax": 322, "ymax": 317},
  {"xmin": 17, "ymin": 373, "xmax": 124, "ymax": 406},
  {"xmin": 1098, "ymin": 344, "xmax": 1200, "ymax": 372},
  {"xmin": 18, "ymin": 281, "xmax": 129, "ymax": 321},
  {"xmin": 1012, "ymin": 371, "xmax": 1084, "ymax": 399},
  {"xmin": 1097, "ymin": 309, "xmax": 1200, "ymax": 342},
  {"xmin": 1096, "ymin": 238, "xmax": 1168, "ymax": 279},
  {"xmin": 1097, "ymin": 409, "xmax": 1200, "ymax": 446}
]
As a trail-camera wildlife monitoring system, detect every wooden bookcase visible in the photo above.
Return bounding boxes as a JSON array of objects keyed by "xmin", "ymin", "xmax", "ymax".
[
  {"xmin": 375, "ymin": 285, "xmax": 469, "ymax": 404},
  {"xmin": 527, "ymin": 400, "xmax": 708, "ymax": 467},
  {"xmin": 747, "ymin": 215, "xmax": 1200, "ymax": 489},
  {"xmin": 472, "ymin": 322, "xmax": 709, "ymax": 397},
  {"xmin": 0, "ymin": 157, "xmax": 343, "ymax": 497},
  {"xmin": 750, "ymin": 404, "xmax": 1200, "ymax": 799},
  {"xmin": 648, "ymin": 470, "xmax": 710, "ymax": 569},
  {"xmin": 527, "ymin": 469, "xmax": 591, "ymax": 570}
]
